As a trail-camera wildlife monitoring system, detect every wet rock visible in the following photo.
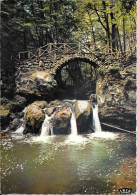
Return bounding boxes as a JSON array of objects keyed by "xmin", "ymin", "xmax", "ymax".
[
  {"xmin": 74, "ymin": 100, "xmax": 92, "ymax": 133},
  {"xmin": 32, "ymin": 101, "xmax": 48, "ymax": 109},
  {"xmin": 14, "ymin": 95, "xmax": 26, "ymax": 105},
  {"xmin": 89, "ymin": 94, "xmax": 97, "ymax": 102},
  {"xmin": 24, "ymin": 101, "xmax": 47, "ymax": 134},
  {"xmin": 96, "ymin": 69, "xmax": 136, "ymax": 130},
  {"xmin": 10, "ymin": 113, "xmax": 16, "ymax": 120},
  {"xmin": 53, "ymin": 107, "xmax": 71, "ymax": 134},
  {"xmin": 5, "ymin": 95, "xmax": 26, "ymax": 113},
  {"xmin": 46, "ymin": 107, "xmax": 56, "ymax": 116},
  {"xmin": 0, "ymin": 107, "xmax": 10, "ymax": 129},
  {"xmin": 23, "ymin": 100, "xmax": 93, "ymax": 135},
  {"xmin": 10, "ymin": 118, "xmax": 22, "ymax": 131},
  {"xmin": 16, "ymin": 70, "xmax": 57, "ymax": 98}
]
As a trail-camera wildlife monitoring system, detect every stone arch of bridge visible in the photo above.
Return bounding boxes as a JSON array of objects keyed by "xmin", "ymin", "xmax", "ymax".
[
  {"xmin": 53, "ymin": 56, "xmax": 98, "ymax": 99},
  {"xmin": 53, "ymin": 56, "xmax": 99, "ymax": 78}
]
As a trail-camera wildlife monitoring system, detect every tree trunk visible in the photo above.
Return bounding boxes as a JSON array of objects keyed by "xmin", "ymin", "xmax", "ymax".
[
  {"xmin": 102, "ymin": 0, "xmax": 111, "ymax": 52},
  {"xmin": 116, "ymin": 27, "xmax": 123, "ymax": 55},
  {"xmin": 110, "ymin": 12, "xmax": 116, "ymax": 53},
  {"xmin": 23, "ymin": 30, "xmax": 27, "ymax": 51},
  {"xmin": 123, "ymin": 18, "xmax": 126, "ymax": 54},
  {"xmin": 91, "ymin": 23, "xmax": 96, "ymax": 50}
]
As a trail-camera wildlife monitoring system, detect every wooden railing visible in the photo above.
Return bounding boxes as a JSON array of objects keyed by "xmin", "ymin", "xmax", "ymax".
[
  {"xmin": 17, "ymin": 43, "xmax": 96, "ymax": 61},
  {"xmin": 16, "ymin": 42, "xmax": 136, "ymax": 66}
]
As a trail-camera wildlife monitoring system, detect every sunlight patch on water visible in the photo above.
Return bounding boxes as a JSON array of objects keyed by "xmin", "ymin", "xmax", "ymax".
[
  {"xmin": 88, "ymin": 131, "xmax": 119, "ymax": 139},
  {"xmin": 65, "ymin": 135, "xmax": 88, "ymax": 145}
]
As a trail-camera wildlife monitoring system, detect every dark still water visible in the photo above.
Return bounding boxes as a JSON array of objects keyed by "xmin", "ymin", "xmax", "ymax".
[{"xmin": 1, "ymin": 131, "xmax": 136, "ymax": 194}]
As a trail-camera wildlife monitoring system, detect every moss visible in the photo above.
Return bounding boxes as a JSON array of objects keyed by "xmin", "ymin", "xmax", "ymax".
[
  {"xmin": 0, "ymin": 97, "xmax": 10, "ymax": 105},
  {"xmin": 31, "ymin": 73, "xmax": 37, "ymax": 79},
  {"xmin": 6, "ymin": 101, "xmax": 20, "ymax": 111},
  {"xmin": 97, "ymin": 67, "xmax": 106, "ymax": 76},
  {"xmin": 24, "ymin": 102, "xmax": 45, "ymax": 133},
  {"xmin": 32, "ymin": 101, "xmax": 47, "ymax": 109},
  {"xmin": 0, "ymin": 106, "xmax": 10, "ymax": 115},
  {"xmin": 108, "ymin": 66, "xmax": 121, "ymax": 74}
]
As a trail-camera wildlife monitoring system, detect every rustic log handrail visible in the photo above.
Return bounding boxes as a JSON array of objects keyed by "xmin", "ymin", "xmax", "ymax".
[{"xmin": 16, "ymin": 42, "xmax": 136, "ymax": 67}]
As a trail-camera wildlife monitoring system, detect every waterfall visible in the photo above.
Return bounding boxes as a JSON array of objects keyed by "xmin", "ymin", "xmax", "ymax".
[
  {"xmin": 14, "ymin": 107, "xmax": 27, "ymax": 134},
  {"xmin": 70, "ymin": 109, "xmax": 78, "ymax": 136},
  {"xmin": 40, "ymin": 113, "xmax": 54, "ymax": 137},
  {"xmin": 92, "ymin": 104, "xmax": 102, "ymax": 132},
  {"xmin": 15, "ymin": 118, "xmax": 25, "ymax": 134}
]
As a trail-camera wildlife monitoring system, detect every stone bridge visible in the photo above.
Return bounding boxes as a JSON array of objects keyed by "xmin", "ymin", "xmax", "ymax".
[
  {"xmin": 16, "ymin": 42, "xmax": 134, "ymax": 75},
  {"xmin": 15, "ymin": 43, "xmax": 130, "ymax": 98},
  {"xmin": 16, "ymin": 43, "xmax": 112, "ymax": 75}
]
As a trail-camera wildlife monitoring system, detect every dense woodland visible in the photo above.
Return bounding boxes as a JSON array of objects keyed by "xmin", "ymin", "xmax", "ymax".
[{"xmin": 1, "ymin": 0, "xmax": 136, "ymax": 97}]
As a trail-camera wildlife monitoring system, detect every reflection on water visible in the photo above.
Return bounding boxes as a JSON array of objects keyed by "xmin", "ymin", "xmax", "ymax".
[{"xmin": 1, "ymin": 131, "xmax": 136, "ymax": 194}]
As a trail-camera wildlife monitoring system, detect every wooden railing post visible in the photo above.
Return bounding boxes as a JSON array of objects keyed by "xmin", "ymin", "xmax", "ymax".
[
  {"xmin": 38, "ymin": 48, "xmax": 41, "ymax": 57},
  {"xmin": 64, "ymin": 43, "xmax": 66, "ymax": 54},
  {"xmin": 28, "ymin": 51, "xmax": 30, "ymax": 58},
  {"xmin": 49, "ymin": 43, "xmax": 52, "ymax": 53}
]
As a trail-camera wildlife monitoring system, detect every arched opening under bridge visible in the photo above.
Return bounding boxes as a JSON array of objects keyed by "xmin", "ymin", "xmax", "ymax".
[{"xmin": 54, "ymin": 57, "xmax": 98, "ymax": 100}]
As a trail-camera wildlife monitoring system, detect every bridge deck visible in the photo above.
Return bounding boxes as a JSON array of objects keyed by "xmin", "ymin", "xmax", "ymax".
[{"xmin": 16, "ymin": 42, "xmax": 135, "ymax": 72}]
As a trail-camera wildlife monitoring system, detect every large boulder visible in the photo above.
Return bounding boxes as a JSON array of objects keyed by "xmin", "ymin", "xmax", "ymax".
[
  {"xmin": 74, "ymin": 100, "xmax": 92, "ymax": 133},
  {"xmin": 23, "ymin": 100, "xmax": 92, "ymax": 135},
  {"xmin": 10, "ymin": 118, "xmax": 22, "ymax": 131},
  {"xmin": 53, "ymin": 107, "xmax": 71, "ymax": 134},
  {"xmin": 7, "ymin": 95, "xmax": 26, "ymax": 112},
  {"xmin": 96, "ymin": 66, "xmax": 136, "ymax": 130},
  {"xmin": 16, "ymin": 70, "xmax": 57, "ymax": 98},
  {"xmin": 0, "ymin": 96, "xmax": 26, "ymax": 130},
  {"xmin": 24, "ymin": 101, "xmax": 47, "ymax": 134}
]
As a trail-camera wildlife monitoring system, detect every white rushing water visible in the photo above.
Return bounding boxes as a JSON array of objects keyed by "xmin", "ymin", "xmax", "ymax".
[
  {"xmin": 14, "ymin": 107, "xmax": 27, "ymax": 134},
  {"xmin": 70, "ymin": 109, "xmax": 78, "ymax": 136},
  {"xmin": 15, "ymin": 118, "xmax": 25, "ymax": 134},
  {"xmin": 15, "ymin": 125, "xmax": 24, "ymax": 134},
  {"xmin": 92, "ymin": 104, "xmax": 102, "ymax": 132},
  {"xmin": 40, "ymin": 113, "xmax": 54, "ymax": 137}
]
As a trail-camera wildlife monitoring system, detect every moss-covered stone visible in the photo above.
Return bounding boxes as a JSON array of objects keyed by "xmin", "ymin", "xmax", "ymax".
[
  {"xmin": 24, "ymin": 101, "xmax": 47, "ymax": 134},
  {"xmin": 1, "ymin": 95, "xmax": 26, "ymax": 113},
  {"xmin": 46, "ymin": 107, "xmax": 56, "ymax": 116},
  {"xmin": 53, "ymin": 107, "xmax": 71, "ymax": 134},
  {"xmin": 32, "ymin": 101, "xmax": 48, "ymax": 109}
]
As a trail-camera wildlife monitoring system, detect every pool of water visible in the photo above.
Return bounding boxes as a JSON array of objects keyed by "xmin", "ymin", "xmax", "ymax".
[{"xmin": 1, "ymin": 131, "xmax": 136, "ymax": 194}]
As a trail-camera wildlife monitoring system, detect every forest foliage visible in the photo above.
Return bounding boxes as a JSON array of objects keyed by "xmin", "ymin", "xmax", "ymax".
[{"xmin": 1, "ymin": 0, "xmax": 136, "ymax": 96}]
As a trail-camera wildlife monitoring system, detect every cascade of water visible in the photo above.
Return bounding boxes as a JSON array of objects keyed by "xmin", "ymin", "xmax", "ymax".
[
  {"xmin": 15, "ymin": 118, "xmax": 25, "ymax": 134},
  {"xmin": 40, "ymin": 113, "xmax": 54, "ymax": 137},
  {"xmin": 92, "ymin": 104, "xmax": 102, "ymax": 132},
  {"xmin": 70, "ymin": 109, "xmax": 78, "ymax": 136},
  {"xmin": 15, "ymin": 107, "xmax": 27, "ymax": 134},
  {"xmin": 15, "ymin": 125, "xmax": 25, "ymax": 134}
]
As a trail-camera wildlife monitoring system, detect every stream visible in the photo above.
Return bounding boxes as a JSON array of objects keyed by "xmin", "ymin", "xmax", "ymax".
[{"xmin": 1, "ymin": 130, "xmax": 136, "ymax": 194}]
